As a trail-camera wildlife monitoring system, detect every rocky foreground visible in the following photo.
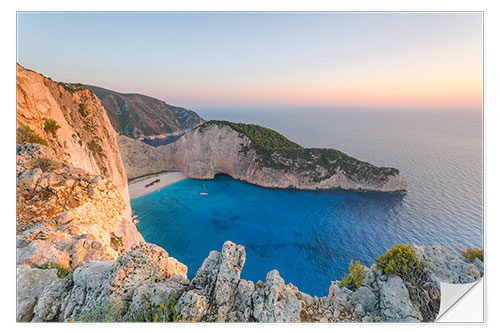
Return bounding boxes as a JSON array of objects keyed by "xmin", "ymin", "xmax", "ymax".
[
  {"xmin": 118, "ymin": 121, "xmax": 408, "ymax": 192},
  {"xmin": 17, "ymin": 238, "xmax": 482, "ymax": 322}
]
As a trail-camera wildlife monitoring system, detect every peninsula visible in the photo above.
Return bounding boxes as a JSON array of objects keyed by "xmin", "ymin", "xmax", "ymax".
[{"xmin": 118, "ymin": 120, "xmax": 408, "ymax": 193}]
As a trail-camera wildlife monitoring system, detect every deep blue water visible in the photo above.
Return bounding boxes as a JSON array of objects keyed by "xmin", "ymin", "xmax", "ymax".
[{"xmin": 132, "ymin": 108, "xmax": 483, "ymax": 296}]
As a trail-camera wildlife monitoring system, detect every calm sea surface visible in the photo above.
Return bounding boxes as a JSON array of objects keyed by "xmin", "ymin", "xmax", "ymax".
[{"xmin": 132, "ymin": 108, "xmax": 483, "ymax": 296}]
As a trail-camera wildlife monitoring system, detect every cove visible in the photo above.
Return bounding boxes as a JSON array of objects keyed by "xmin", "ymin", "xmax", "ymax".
[{"xmin": 132, "ymin": 174, "xmax": 477, "ymax": 296}]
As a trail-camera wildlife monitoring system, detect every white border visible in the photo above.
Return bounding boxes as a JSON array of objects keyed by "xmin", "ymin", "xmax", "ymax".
[{"xmin": 3, "ymin": 1, "xmax": 499, "ymax": 332}]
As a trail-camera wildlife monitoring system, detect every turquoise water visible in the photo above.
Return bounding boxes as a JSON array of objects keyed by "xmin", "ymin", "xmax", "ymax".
[{"xmin": 132, "ymin": 109, "xmax": 483, "ymax": 296}]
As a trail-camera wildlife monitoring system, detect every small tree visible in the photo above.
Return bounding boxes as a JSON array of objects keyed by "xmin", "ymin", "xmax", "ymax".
[
  {"xmin": 340, "ymin": 260, "xmax": 364, "ymax": 290},
  {"xmin": 44, "ymin": 119, "xmax": 61, "ymax": 137}
]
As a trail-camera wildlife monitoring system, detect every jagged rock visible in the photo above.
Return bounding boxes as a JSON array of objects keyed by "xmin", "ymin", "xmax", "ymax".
[
  {"xmin": 17, "ymin": 265, "xmax": 59, "ymax": 322},
  {"xmin": 61, "ymin": 260, "xmax": 115, "ymax": 320},
  {"xmin": 17, "ymin": 239, "xmax": 484, "ymax": 323},
  {"xmin": 127, "ymin": 275, "xmax": 190, "ymax": 321},
  {"xmin": 213, "ymin": 241, "xmax": 246, "ymax": 320},
  {"xmin": 351, "ymin": 286, "xmax": 377, "ymax": 314},
  {"xmin": 18, "ymin": 168, "xmax": 43, "ymax": 189},
  {"xmin": 360, "ymin": 266, "xmax": 376, "ymax": 288},
  {"xmin": 16, "ymin": 145, "xmax": 134, "ymax": 268},
  {"xmin": 33, "ymin": 275, "xmax": 73, "ymax": 322},
  {"xmin": 190, "ymin": 241, "xmax": 245, "ymax": 321},
  {"xmin": 251, "ymin": 270, "xmax": 311, "ymax": 322},
  {"xmin": 379, "ymin": 274, "xmax": 421, "ymax": 322},
  {"xmin": 175, "ymin": 290, "xmax": 209, "ymax": 322},
  {"xmin": 17, "ymin": 239, "xmax": 71, "ymax": 269},
  {"xmin": 234, "ymin": 279, "xmax": 255, "ymax": 321},
  {"xmin": 471, "ymin": 257, "xmax": 484, "ymax": 276},
  {"xmin": 70, "ymin": 235, "xmax": 117, "ymax": 265},
  {"xmin": 191, "ymin": 250, "xmax": 221, "ymax": 294},
  {"xmin": 412, "ymin": 244, "xmax": 481, "ymax": 284},
  {"xmin": 167, "ymin": 257, "xmax": 188, "ymax": 277}
]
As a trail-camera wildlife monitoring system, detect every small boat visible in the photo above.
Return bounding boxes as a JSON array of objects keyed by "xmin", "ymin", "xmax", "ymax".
[{"xmin": 200, "ymin": 184, "xmax": 208, "ymax": 196}]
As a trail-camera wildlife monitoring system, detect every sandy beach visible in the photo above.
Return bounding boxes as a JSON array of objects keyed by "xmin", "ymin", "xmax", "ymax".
[{"xmin": 128, "ymin": 172, "xmax": 187, "ymax": 199}]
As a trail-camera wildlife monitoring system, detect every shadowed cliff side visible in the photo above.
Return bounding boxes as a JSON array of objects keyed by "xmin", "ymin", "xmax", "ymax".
[{"xmin": 85, "ymin": 84, "xmax": 204, "ymax": 139}]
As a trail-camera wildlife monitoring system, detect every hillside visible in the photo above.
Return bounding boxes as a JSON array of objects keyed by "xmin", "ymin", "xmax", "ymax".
[{"xmin": 85, "ymin": 85, "xmax": 204, "ymax": 138}]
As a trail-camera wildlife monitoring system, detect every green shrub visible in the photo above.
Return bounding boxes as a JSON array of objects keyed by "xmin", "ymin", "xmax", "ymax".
[
  {"xmin": 340, "ymin": 260, "xmax": 364, "ymax": 290},
  {"xmin": 110, "ymin": 232, "xmax": 124, "ymax": 254},
  {"xmin": 456, "ymin": 247, "xmax": 483, "ymax": 262},
  {"xmin": 200, "ymin": 120, "xmax": 302, "ymax": 150},
  {"xmin": 87, "ymin": 140, "xmax": 105, "ymax": 157},
  {"xmin": 17, "ymin": 126, "xmax": 48, "ymax": 146},
  {"xmin": 37, "ymin": 263, "xmax": 71, "ymax": 279},
  {"xmin": 43, "ymin": 119, "xmax": 61, "ymax": 136},
  {"xmin": 73, "ymin": 301, "xmax": 126, "ymax": 322},
  {"xmin": 78, "ymin": 103, "xmax": 89, "ymax": 117},
  {"xmin": 58, "ymin": 81, "xmax": 74, "ymax": 93},
  {"xmin": 376, "ymin": 244, "xmax": 440, "ymax": 322},
  {"xmin": 136, "ymin": 292, "xmax": 185, "ymax": 322},
  {"xmin": 375, "ymin": 244, "xmax": 423, "ymax": 277}
]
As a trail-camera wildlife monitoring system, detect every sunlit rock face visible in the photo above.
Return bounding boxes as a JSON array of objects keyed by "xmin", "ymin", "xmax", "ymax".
[{"xmin": 16, "ymin": 64, "xmax": 142, "ymax": 247}]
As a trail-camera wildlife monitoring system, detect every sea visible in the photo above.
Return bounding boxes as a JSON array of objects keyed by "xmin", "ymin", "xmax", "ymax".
[{"xmin": 131, "ymin": 108, "xmax": 483, "ymax": 296}]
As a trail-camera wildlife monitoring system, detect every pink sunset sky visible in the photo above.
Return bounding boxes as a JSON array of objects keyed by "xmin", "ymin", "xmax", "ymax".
[{"xmin": 17, "ymin": 12, "xmax": 482, "ymax": 111}]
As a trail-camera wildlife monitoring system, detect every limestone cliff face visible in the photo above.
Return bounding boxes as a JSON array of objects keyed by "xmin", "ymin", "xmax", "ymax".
[
  {"xmin": 119, "ymin": 122, "xmax": 408, "ymax": 193},
  {"xmin": 16, "ymin": 64, "xmax": 142, "ymax": 247},
  {"xmin": 117, "ymin": 135, "xmax": 177, "ymax": 180}
]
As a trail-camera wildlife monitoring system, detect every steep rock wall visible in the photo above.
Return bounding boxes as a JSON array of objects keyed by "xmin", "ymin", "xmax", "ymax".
[{"xmin": 16, "ymin": 64, "xmax": 142, "ymax": 247}]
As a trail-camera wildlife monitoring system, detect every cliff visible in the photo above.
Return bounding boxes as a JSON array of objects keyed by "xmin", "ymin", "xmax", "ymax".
[
  {"xmin": 85, "ymin": 85, "xmax": 204, "ymax": 139},
  {"xmin": 16, "ymin": 64, "xmax": 142, "ymax": 248},
  {"xmin": 17, "ymin": 240, "xmax": 483, "ymax": 322},
  {"xmin": 119, "ymin": 120, "xmax": 408, "ymax": 192}
]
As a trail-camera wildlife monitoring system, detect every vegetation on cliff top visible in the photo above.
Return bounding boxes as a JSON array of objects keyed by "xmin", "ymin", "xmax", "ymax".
[
  {"xmin": 456, "ymin": 247, "xmax": 484, "ymax": 262},
  {"xmin": 375, "ymin": 244, "xmax": 439, "ymax": 321},
  {"xmin": 199, "ymin": 120, "xmax": 399, "ymax": 184},
  {"xmin": 340, "ymin": 260, "xmax": 365, "ymax": 290},
  {"xmin": 200, "ymin": 120, "xmax": 303, "ymax": 150},
  {"xmin": 375, "ymin": 244, "xmax": 423, "ymax": 277}
]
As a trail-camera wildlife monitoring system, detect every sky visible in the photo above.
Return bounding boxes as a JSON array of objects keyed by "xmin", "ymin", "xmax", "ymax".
[{"xmin": 17, "ymin": 12, "xmax": 482, "ymax": 111}]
